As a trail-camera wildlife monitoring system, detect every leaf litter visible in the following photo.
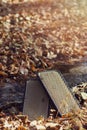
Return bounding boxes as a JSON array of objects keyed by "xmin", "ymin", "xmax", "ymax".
[
  {"xmin": 0, "ymin": 0, "xmax": 87, "ymax": 81},
  {"xmin": 0, "ymin": 0, "xmax": 87, "ymax": 129}
]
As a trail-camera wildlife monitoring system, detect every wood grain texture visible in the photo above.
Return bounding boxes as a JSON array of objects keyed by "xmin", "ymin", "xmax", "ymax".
[
  {"xmin": 23, "ymin": 79, "xmax": 49, "ymax": 120},
  {"xmin": 39, "ymin": 71, "xmax": 80, "ymax": 115}
]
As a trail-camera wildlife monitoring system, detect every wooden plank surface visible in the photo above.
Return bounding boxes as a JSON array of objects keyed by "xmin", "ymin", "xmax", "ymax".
[
  {"xmin": 23, "ymin": 79, "xmax": 49, "ymax": 120},
  {"xmin": 38, "ymin": 71, "xmax": 80, "ymax": 115}
]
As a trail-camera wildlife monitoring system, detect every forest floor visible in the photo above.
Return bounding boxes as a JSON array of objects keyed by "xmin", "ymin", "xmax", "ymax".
[{"xmin": 0, "ymin": 0, "xmax": 87, "ymax": 129}]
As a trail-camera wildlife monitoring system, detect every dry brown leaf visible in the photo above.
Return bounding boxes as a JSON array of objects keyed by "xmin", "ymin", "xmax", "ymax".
[
  {"xmin": 17, "ymin": 126, "xmax": 26, "ymax": 130},
  {"xmin": 0, "ymin": 63, "xmax": 3, "ymax": 70},
  {"xmin": 0, "ymin": 71, "xmax": 8, "ymax": 77}
]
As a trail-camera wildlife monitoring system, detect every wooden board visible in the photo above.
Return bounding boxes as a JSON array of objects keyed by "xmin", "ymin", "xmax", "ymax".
[
  {"xmin": 23, "ymin": 79, "xmax": 49, "ymax": 120},
  {"xmin": 38, "ymin": 71, "xmax": 80, "ymax": 115}
]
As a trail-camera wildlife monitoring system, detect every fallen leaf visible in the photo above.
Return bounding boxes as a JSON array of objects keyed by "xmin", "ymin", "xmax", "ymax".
[
  {"xmin": 17, "ymin": 126, "xmax": 26, "ymax": 130},
  {"xmin": 81, "ymin": 92, "xmax": 87, "ymax": 100},
  {"xmin": 0, "ymin": 71, "xmax": 8, "ymax": 76}
]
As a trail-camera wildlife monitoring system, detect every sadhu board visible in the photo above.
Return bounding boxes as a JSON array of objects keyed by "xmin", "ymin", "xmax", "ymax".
[
  {"xmin": 38, "ymin": 70, "xmax": 80, "ymax": 115},
  {"xmin": 23, "ymin": 70, "xmax": 80, "ymax": 120}
]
